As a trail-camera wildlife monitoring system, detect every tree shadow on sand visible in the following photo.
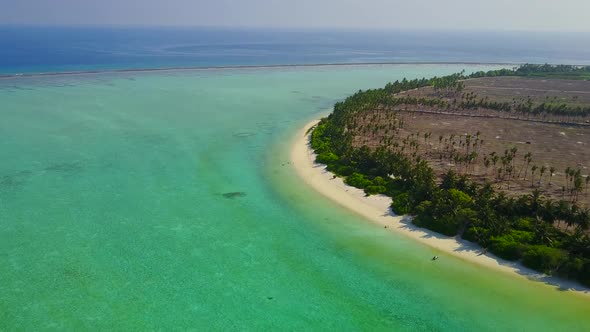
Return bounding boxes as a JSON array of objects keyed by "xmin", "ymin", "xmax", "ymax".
[{"xmin": 385, "ymin": 209, "xmax": 590, "ymax": 294}]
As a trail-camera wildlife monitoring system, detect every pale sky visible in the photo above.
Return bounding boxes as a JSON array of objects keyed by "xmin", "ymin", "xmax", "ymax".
[{"xmin": 1, "ymin": 0, "xmax": 589, "ymax": 31}]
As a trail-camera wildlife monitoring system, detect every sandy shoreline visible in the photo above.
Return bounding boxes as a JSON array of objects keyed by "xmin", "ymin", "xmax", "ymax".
[{"xmin": 291, "ymin": 119, "xmax": 590, "ymax": 297}]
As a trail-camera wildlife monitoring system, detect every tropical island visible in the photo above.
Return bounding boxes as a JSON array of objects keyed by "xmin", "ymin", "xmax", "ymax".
[{"xmin": 301, "ymin": 64, "xmax": 590, "ymax": 289}]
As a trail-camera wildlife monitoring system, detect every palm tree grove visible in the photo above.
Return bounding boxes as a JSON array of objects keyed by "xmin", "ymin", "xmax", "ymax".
[{"xmin": 311, "ymin": 64, "xmax": 590, "ymax": 287}]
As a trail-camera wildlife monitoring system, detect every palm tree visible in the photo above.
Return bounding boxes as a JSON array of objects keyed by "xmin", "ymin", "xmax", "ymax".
[
  {"xmin": 573, "ymin": 172, "xmax": 584, "ymax": 202},
  {"xmin": 565, "ymin": 167, "xmax": 572, "ymax": 191},
  {"xmin": 531, "ymin": 165, "xmax": 538, "ymax": 187},
  {"xmin": 541, "ymin": 200, "xmax": 556, "ymax": 224},
  {"xmin": 565, "ymin": 204, "xmax": 581, "ymax": 229},
  {"xmin": 565, "ymin": 228, "xmax": 589, "ymax": 256},
  {"xmin": 491, "ymin": 154, "xmax": 499, "ymax": 177},
  {"xmin": 555, "ymin": 199, "xmax": 570, "ymax": 228},
  {"xmin": 574, "ymin": 208, "xmax": 590, "ymax": 231},
  {"xmin": 483, "ymin": 156, "xmax": 491, "ymax": 175},
  {"xmin": 519, "ymin": 152, "xmax": 532, "ymax": 179},
  {"xmin": 549, "ymin": 166, "xmax": 556, "ymax": 185},
  {"xmin": 510, "ymin": 147, "xmax": 518, "ymax": 173},
  {"xmin": 529, "ymin": 189, "xmax": 543, "ymax": 215},
  {"xmin": 539, "ymin": 166, "xmax": 546, "ymax": 187}
]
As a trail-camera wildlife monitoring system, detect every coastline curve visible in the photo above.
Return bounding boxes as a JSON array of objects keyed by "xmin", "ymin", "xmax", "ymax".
[{"xmin": 291, "ymin": 119, "xmax": 590, "ymax": 297}]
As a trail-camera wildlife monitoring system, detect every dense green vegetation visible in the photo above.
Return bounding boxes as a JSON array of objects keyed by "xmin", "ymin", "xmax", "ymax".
[
  {"xmin": 311, "ymin": 64, "xmax": 590, "ymax": 286},
  {"xmin": 390, "ymin": 93, "xmax": 590, "ymax": 119},
  {"xmin": 470, "ymin": 63, "xmax": 590, "ymax": 80}
]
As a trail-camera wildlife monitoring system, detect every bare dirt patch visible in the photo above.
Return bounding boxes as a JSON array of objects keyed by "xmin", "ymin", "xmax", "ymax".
[
  {"xmin": 351, "ymin": 77, "xmax": 590, "ymax": 206},
  {"xmin": 400, "ymin": 76, "xmax": 590, "ymax": 105}
]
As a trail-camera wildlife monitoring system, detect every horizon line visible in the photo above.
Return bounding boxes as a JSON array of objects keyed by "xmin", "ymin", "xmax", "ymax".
[{"xmin": 2, "ymin": 23, "xmax": 590, "ymax": 34}]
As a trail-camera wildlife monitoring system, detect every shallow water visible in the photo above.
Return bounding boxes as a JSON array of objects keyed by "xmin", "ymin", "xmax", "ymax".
[{"xmin": 1, "ymin": 64, "xmax": 589, "ymax": 330}]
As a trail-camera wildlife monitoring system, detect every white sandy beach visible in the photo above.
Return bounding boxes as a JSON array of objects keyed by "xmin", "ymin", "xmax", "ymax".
[{"xmin": 292, "ymin": 120, "xmax": 590, "ymax": 297}]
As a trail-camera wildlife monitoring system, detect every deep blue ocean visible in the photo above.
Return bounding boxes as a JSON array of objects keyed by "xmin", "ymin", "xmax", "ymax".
[{"xmin": 1, "ymin": 26, "xmax": 590, "ymax": 74}]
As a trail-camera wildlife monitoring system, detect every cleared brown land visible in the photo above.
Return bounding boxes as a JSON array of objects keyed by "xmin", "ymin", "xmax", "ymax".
[
  {"xmin": 396, "ymin": 76, "xmax": 590, "ymax": 124},
  {"xmin": 350, "ymin": 77, "xmax": 590, "ymax": 206},
  {"xmin": 400, "ymin": 76, "xmax": 590, "ymax": 105}
]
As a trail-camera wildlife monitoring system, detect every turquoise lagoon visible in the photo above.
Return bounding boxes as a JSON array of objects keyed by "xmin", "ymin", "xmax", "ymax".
[{"xmin": 1, "ymin": 65, "xmax": 589, "ymax": 330}]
